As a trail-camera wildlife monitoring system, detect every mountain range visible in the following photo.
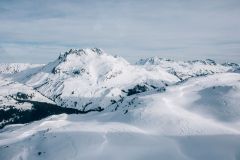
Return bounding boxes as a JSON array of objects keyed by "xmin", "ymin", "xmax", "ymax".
[{"xmin": 0, "ymin": 48, "xmax": 240, "ymax": 160}]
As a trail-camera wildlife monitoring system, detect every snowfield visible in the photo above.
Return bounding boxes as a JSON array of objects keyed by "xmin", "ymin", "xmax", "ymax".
[{"xmin": 0, "ymin": 48, "xmax": 240, "ymax": 160}]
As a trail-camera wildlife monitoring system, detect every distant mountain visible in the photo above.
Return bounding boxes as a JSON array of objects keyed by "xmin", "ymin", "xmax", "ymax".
[
  {"xmin": 136, "ymin": 57, "xmax": 239, "ymax": 80},
  {"xmin": 0, "ymin": 63, "xmax": 43, "ymax": 74}
]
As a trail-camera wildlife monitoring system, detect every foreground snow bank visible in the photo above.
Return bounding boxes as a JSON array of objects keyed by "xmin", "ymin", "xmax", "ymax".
[
  {"xmin": 1, "ymin": 73, "xmax": 240, "ymax": 160},
  {"xmin": 0, "ymin": 114, "xmax": 240, "ymax": 160}
]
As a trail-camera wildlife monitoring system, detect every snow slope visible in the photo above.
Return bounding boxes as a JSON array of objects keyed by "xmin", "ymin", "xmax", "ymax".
[
  {"xmin": 0, "ymin": 73, "xmax": 240, "ymax": 160},
  {"xmin": 0, "ymin": 48, "xmax": 240, "ymax": 160},
  {"xmin": 0, "ymin": 77, "xmax": 54, "ymax": 110},
  {"xmin": 0, "ymin": 73, "xmax": 56, "ymax": 128}
]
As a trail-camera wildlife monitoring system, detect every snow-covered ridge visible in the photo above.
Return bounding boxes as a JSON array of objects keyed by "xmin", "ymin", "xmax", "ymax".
[
  {"xmin": 136, "ymin": 57, "xmax": 220, "ymax": 65},
  {"xmin": 0, "ymin": 63, "xmax": 44, "ymax": 74},
  {"xmin": 137, "ymin": 56, "xmax": 239, "ymax": 80}
]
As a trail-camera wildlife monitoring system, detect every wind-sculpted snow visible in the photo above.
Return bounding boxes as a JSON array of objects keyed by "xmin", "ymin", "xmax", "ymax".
[{"xmin": 0, "ymin": 48, "xmax": 240, "ymax": 160}]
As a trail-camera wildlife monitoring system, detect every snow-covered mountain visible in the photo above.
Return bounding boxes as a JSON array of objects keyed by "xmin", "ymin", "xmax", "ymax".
[
  {"xmin": 22, "ymin": 48, "xmax": 178, "ymax": 111},
  {"xmin": 0, "ymin": 48, "xmax": 240, "ymax": 160},
  {"xmin": 137, "ymin": 57, "xmax": 239, "ymax": 80}
]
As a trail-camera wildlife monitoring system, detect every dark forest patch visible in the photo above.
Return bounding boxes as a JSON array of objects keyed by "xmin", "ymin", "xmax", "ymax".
[{"xmin": 0, "ymin": 100, "xmax": 103, "ymax": 129}]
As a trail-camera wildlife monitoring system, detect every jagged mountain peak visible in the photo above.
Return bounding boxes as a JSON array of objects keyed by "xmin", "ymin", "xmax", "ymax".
[
  {"xmin": 45, "ymin": 48, "xmax": 129, "ymax": 75},
  {"xmin": 56, "ymin": 48, "xmax": 105, "ymax": 63},
  {"xmin": 59, "ymin": 48, "xmax": 105, "ymax": 60}
]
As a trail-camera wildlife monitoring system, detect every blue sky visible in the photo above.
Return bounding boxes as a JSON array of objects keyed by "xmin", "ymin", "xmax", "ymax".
[{"xmin": 0, "ymin": 0, "xmax": 240, "ymax": 63}]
